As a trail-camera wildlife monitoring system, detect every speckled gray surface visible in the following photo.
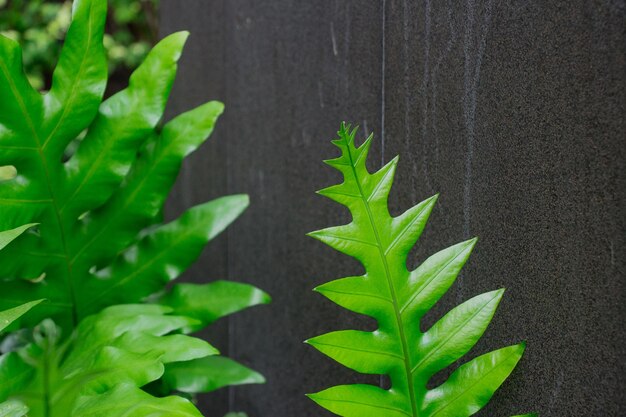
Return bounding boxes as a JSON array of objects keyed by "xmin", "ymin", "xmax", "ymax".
[{"xmin": 161, "ymin": 1, "xmax": 625, "ymax": 416}]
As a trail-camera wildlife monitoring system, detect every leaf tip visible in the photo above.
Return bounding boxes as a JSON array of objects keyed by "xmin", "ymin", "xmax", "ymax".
[
  {"xmin": 202, "ymin": 100, "xmax": 225, "ymax": 116},
  {"xmin": 260, "ymin": 290, "xmax": 272, "ymax": 304},
  {"xmin": 305, "ymin": 391, "xmax": 326, "ymax": 407},
  {"xmin": 157, "ymin": 30, "xmax": 191, "ymax": 61},
  {"xmin": 177, "ymin": 30, "xmax": 191, "ymax": 41},
  {"xmin": 228, "ymin": 194, "xmax": 250, "ymax": 211},
  {"xmin": 464, "ymin": 236, "xmax": 479, "ymax": 249},
  {"xmin": 306, "ymin": 230, "xmax": 320, "ymax": 239}
]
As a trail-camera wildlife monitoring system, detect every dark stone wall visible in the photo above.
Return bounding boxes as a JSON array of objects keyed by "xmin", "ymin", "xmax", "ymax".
[{"xmin": 161, "ymin": 1, "xmax": 625, "ymax": 416}]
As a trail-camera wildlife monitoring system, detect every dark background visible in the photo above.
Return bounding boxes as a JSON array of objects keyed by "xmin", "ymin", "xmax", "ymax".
[{"xmin": 161, "ymin": 1, "xmax": 625, "ymax": 416}]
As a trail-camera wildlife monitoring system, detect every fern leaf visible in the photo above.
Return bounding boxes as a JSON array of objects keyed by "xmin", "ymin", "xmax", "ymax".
[
  {"xmin": 0, "ymin": 0, "xmax": 242, "ymax": 328},
  {"xmin": 43, "ymin": 0, "xmax": 108, "ymax": 159},
  {"xmin": 158, "ymin": 280, "xmax": 272, "ymax": 331},
  {"xmin": 70, "ymin": 101, "xmax": 224, "ymax": 271},
  {"xmin": 78, "ymin": 195, "xmax": 249, "ymax": 317},
  {"xmin": 0, "ymin": 0, "xmax": 269, "ymax": 414},
  {"xmin": 0, "ymin": 0, "xmax": 264, "ymax": 328},
  {"xmin": 307, "ymin": 123, "xmax": 530, "ymax": 417},
  {"xmin": 163, "ymin": 356, "xmax": 266, "ymax": 394}
]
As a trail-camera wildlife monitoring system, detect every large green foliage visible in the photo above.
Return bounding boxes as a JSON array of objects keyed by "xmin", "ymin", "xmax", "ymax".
[
  {"xmin": 306, "ymin": 124, "xmax": 534, "ymax": 417},
  {"xmin": 0, "ymin": 0, "xmax": 268, "ymax": 414}
]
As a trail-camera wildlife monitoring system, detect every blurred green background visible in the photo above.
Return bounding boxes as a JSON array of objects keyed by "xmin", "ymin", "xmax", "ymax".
[{"xmin": 0, "ymin": 0, "xmax": 159, "ymax": 94}]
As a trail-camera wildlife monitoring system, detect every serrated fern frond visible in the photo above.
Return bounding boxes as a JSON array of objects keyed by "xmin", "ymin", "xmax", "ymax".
[
  {"xmin": 307, "ymin": 123, "xmax": 532, "ymax": 417},
  {"xmin": 0, "ymin": 0, "xmax": 269, "ymax": 414}
]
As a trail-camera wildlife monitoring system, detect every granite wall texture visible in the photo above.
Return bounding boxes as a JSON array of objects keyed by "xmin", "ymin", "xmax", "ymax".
[{"xmin": 161, "ymin": 1, "xmax": 625, "ymax": 416}]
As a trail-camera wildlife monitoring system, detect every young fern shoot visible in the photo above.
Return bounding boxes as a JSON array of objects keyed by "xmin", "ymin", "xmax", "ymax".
[{"xmin": 306, "ymin": 123, "xmax": 534, "ymax": 417}]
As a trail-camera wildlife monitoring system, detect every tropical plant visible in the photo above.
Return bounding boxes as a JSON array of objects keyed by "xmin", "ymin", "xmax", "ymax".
[
  {"xmin": 0, "ymin": 0, "xmax": 268, "ymax": 414},
  {"xmin": 306, "ymin": 123, "xmax": 534, "ymax": 417}
]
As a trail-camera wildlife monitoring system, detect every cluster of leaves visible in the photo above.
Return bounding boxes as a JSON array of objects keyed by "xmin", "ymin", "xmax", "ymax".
[
  {"xmin": 306, "ymin": 124, "xmax": 534, "ymax": 417},
  {"xmin": 0, "ymin": 0, "xmax": 159, "ymax": 90},
  {"xmin": 0, "ymin": 0, "xmax": 266, "ymax": 415}
]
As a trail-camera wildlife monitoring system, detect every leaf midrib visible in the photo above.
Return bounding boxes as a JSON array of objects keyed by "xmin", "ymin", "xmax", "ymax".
[
  {"xmin": 311, "ymin": 340, "xmax": 405, "ymax": 361},
  {"xmin": 343, "ymin": 138, "xmax": 419, "ymax": 417}
]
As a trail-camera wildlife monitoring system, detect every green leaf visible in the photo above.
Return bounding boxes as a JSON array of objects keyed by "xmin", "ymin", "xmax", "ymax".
[
  {"xmin": 307, "ymin": 384, "xmax": 410, "ymax": 417},
  {"xmin": 0, "ymin": 14, "xmax": 196, "ymax": 325},
  {"xmin": 412, "ymin": 290, "xmax": 504, "ymax": 382},
  {"xmin": 44, "ymin": 0, "xmax": 108, "ymax": 160},
  {"xmin": 60, "ymin": 31, "xmax": 189, "ymax": 220},
  {"xmin": 0, "ymin": 300, "xmax": 43, "ymax": 333},
  {"xmin": 79, "ymin": 195, "xmax": 250, "ymax": 317},
  {"xmin": 423, "ymin": 344, "xmax": 526, "ymax": 417},
  {"xmin": 70, "ymin": 101, "xmax": 224, "ymax": 272},
  {"xmin": 158, "ymin": 280, "xmax": 271, "ymax": 330},
  {"xmin": 164, "ymin": 356, "xmax": 266, "ymax": 394},
  {"xmin": 307, "ymin": 123, "xmax": 530, "ymax": 417}
]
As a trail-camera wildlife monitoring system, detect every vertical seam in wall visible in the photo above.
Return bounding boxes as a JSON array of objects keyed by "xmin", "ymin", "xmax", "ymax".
[
  {"xmin": 381, "ymin": 0, "xmax": 387, "ymax": 167},
  {"xmin": 225, "ymin": 0, "xmax": 235, "ymax": 410}
]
